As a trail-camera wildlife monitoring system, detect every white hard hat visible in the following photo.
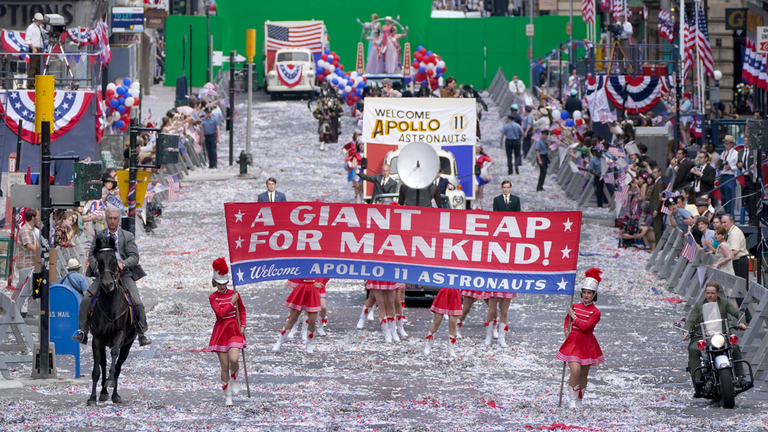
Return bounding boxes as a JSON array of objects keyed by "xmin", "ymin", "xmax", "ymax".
[{"xmin": 34, "ymin": 13, "xmax": 44, "ymax": 21}]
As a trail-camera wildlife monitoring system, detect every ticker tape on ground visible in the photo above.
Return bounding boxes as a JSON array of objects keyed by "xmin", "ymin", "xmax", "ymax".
[{"xmin": 224, "ymin": 202, "xmax": 582, "ymax": 294}]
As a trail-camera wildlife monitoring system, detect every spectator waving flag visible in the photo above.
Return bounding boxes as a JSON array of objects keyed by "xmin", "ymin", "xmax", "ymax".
[
  {"xmin": 603, "ymin": 171, "xmax": 616, "ymax": 185},
  {"xmin": 166, "ymin": 174, "xmax": 180, "ymax": 202},
  {"xmin": 614, "ymin": 172, "xmax": 628, "ymax": 207},
  {"xmin": 695, "ymin": 3, "xmax": 715, "ymax": 79},
  {"xmin": 681, "ymin": 234, "xmax": 697, "ymax": 262},
  {"xmin": 608, "ymin": 146, "xmax": 625, "ymax": 158}
]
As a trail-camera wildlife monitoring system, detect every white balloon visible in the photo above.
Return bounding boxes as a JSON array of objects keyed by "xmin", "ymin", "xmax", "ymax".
[
  {"xmin": 317, "ymin": 60, "xmax": 326, "ymax": 68},
  {"xmin": 107, "ymin": 83, "xmax": 116, "ymax": 91},
  {"xmin": 344, "ymin": 85, "xmax": 352, "ymax": 93},
  {"xmin": 438, "ymin": 77, "xmax": 444, "ymax": 87},
  {"xmin": 327, "ymin": 64, "xmax": 335, "ymax": 72},
  {"xmin": 438, "ymin": 60, "xmax": 445, "ymax": 68},
  {"xmin": 355, "ymin": 76, "xmax": 363, "ymax": 84},
  {"xmin": 552, "ymin": 109, "xmax": 561, "ymax": 120},
  {"xmin": 350, "ymin": 71, "xmax": 358, "ymax": 79},
  {"xmin": 426, "ymin": 63, "xmax": 434, "ymax": 70},
  {"xmin": 573, "ymin": 110, "xmax": 582, "ymax": 120},
  {"xmin": 124, "ymin": 97, "xmax": 135, "ymax": 107}
]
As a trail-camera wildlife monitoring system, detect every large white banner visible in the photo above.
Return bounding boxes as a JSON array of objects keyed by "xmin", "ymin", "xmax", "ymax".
[{"xmin": 362, "ymin": 98, "xmax": 477, "ymax": 145}]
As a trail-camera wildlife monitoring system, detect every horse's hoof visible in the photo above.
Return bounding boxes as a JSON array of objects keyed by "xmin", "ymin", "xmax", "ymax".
[
  {"xmin": 99, "ymin": 392, "xmax": 109, "ymax": 402},
  {"xmin": 105, "ymin": 379, "xmax": 115, "ymax": 388},
  {"xmin": 112, "ymin": 395, "xmax": 122, "ymax": 404},
  {"xmin": 87, "ymin": 399, "xmax": 97, "ymax": 407}
]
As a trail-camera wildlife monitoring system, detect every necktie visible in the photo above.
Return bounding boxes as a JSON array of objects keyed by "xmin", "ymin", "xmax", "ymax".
[
  {"xmin": 382, "ymin": 177, "xmax": 386, "ymax": 186},
  {"xmin": 505, "ymin": 195, "xmax": 508, "ymax": 205},
  {"xmin": 270, "ymin": 192, "xmax": 274, "ymax": 202}
]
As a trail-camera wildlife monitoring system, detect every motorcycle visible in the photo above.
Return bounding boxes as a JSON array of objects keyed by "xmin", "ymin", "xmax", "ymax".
[{"xmin": 686, "ymin": 302, "xmax": 754, "ymax": 408}]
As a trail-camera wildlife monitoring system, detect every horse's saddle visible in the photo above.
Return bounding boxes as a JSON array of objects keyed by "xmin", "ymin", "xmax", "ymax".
[{"xmin": 89, "ymin": 289, "xmax": 136, "ymax": 326}]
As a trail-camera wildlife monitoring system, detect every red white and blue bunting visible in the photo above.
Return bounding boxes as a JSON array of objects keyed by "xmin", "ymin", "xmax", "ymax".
[
  {"xmin": 604, "ymin": 75, "xmax": 662, "ymax": 114},
  {"xmin": 276, "ymin": 63, "xmax": 303, "ymax": 88},
  {"xmin": 0, "ymin": 90, "xmax": 94, "ymax": 143}
]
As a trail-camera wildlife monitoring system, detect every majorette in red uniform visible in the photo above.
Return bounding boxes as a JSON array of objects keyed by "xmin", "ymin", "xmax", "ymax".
[
  {"xmin": 365, "ymin": 279, "xmax": 406, "ymax": 343},
  {"xmin": 207, "ymin": 258, "xmax": 246, "ymax": 407},
  {"xmin": 557, "ymin": 268, "xmax": 605, "ymax": 408},
  {"xmin": 457, "ymin": 289, "xmax": 493, "ymax": 340},
  {"xmin": 273, "ymin": 278, "xmax": 329, "ymax": 354},
  {"xmin": 286, "ymin": 278, "xmax": 330, "ymax": 339},
  {"xmin": 483, "ymin": 287, "xmax": 519, "ymax": 348},
  {"xmin": 424, "ymin": 287, "xmax": 463, "ymax": 358}
]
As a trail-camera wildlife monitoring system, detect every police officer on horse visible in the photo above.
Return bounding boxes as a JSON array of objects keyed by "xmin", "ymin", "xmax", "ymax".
[{"xmin": 72, "ymin": 205, "xmax": 152, "ymax": 346}]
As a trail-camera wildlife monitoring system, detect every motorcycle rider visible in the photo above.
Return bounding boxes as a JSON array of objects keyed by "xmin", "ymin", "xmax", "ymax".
[{"xmin": 682, "ymin": 282, "xmax": 748, "ymax": 397}]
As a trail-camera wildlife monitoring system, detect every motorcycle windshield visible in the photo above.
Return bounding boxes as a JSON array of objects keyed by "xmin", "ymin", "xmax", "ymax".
[{"xmin": 700, "ymin": 302, "xmax": 724, "ymax": 336}]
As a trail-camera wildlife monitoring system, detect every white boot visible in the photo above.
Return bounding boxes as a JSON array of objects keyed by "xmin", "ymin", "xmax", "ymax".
[
  {"xmin": 568, "ymin": 386, "xmax": 580, "ymax": 409},
  {"xmin": 492, "ymin": 319, "xmax": 499, "ymax": 339},
  {"xmin": 301, "ymin": 318, "xmax": 309, "ymax": 342},
  {"xmin": 497, "ymin": 324, "xmax": 509, "ymax": 348},
  {"xmin": 320, "ymin": 142, "xmax": 325, "ymax": 151},
  {"xmin": 356, "ymin": 307, "xmax": 368, "ymax": 330},
  {"xmin": 396, "ymin": 315, "xmax": 408, "ymax": 338},
  {"xmin": 380, "ymin": 318, "xmax": 392, "ymax": 343},
  {"xmin": 484, "ymin": 322, "xmax": 493, "ymax": 346},
  {"xmin": 456, "ymin": 320, "xmax": 463, "ymax": 339},
  {"xmin": 306, "ymin": 332, "xmax": 315, "ymax": 354},
  {"xmin": 229, "ymin": 372, "xmax": 240, "ymax": 395},
  {"xmin": 272, "ymin": 330, "xmax": 287, "ymax": 352},
  {"xmin": 575, "ymin": 388, "xmax": 583, "ymax": 408},
  {"xmin": 389, "ymin": 318, "xmax": 400, "ymax": 342},
  {"xmin": 317, "ymin": 317, "xmax": 327, "ymax": 336},
  {"xmin": 424, "ymin": 333, "xmax": 434, "ymax": 355},
  {"xmin": 367, "ymin": 305, "xmax": 376, "ymax": 321},
  {"xmin": 287, "ymin": 318, "xmax": 300, "ymax": 339},
  {"xmin": 447, "ymin": 336, "xmax": 457, "ymax": 358},
  {"xmin": 224, "ymin": 384, "xmax": 233, "ymax": 406}
]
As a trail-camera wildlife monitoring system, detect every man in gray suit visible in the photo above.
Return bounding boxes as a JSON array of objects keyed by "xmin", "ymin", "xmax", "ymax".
[
  {"xmin": 257, "ymin": 177, "xmax": 288, "ymax": 202},
  {"xmin": 357, "ymin": 163, "xmax": 398, "ymax": 202},
  {"xmin": 73, "ymin": 205, "xmax": 152, "ymax": 346}
]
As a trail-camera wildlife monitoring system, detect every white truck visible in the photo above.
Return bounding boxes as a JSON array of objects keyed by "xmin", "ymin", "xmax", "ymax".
[{"xmin": 264, "ymin": 20, "xmax": 327, "ymax": 99}]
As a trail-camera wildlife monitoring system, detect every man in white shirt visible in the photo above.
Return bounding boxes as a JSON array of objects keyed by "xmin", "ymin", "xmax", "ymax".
[
  {"xmin": 617, "ymin": 14, "xmax": 633, "ymax": 74},
  {"xmin": 381, "ymin": 78, "xmax": 402, "ymax": 98},
  {"xmin": 25, "ymin": 13, "xmax": 45, "ymax": 90},
  {"xmin": 508, "ymin": 75, "xmax": 526, "ymax": 96},
  {"xmin": 719, "ymin": 135, "xmax": 739, "ymax": 215},
  {"xmin": 679, "ymin": 92, "xmax": 693, "ymax": 145}
]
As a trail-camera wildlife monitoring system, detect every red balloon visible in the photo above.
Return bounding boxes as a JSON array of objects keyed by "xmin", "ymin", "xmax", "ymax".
[
  {"xmin": 324, "ymin": 69, "xmax": 331, "ymax": 75},
  {"xmin": 442, "ymin": 65, "xmax": 447, "ymax": 72},
  {"xmin": 121, "ymin": 114, "xmax": 130, "ymax": 123},
  {"xmin": 575, "ymin": 118, "xmax": 584, "ymax": 126},
  {"xmin": 426, "ymin": 69, "xmax": 434, "ymax": 77},
  {"xmin": 330, "ymin": 51, "xmax": 337, "ymax": 57},
  {"xmin": 133, "ymin": 98, "xmax": 139, "ymax": 106},
  {"xmin": 317, "ymin": 74, "xmax": 325, "ymax": 82},
  {"xmin": 415, "ymin": 72, "xmax": 424, "ymax": 81},
  {"xmin": 553, "ymin": 128, "xmax": 562, "ymax": 136},
  {"xmin": 106, "ymin": 89, "xmax": 115, "ymax": 98},
  {"xmin": 338, "ymin": 64, "xmax": 344, "ymax": 70},
  {"xmin": 321, "ymin": 54, "xmax": 328, "ymax": 61},
  {"xmin": 429, "ymin": 54, "xmax": 436, "ymax": 63},
  {"xmin": 412, "ymin": 61, "xmax": 420, "ymax": 69},
  {"xmin": 419, "ymin": 48, "xmax": 427, "ymax": 54},
  {"xmin": 362, "ymin": 76, "xmax": 367, "ymax": 81},
  {"xmin": 332, "ymin": 61, "xmax": 339, "ymax": 67},
  {"xmin": 121, "ymin": 123, "xmax": 129, "ymax": 131},
  {"xmin": 347, "ymin": 99, "xmax": 354, "ymax": 106}
]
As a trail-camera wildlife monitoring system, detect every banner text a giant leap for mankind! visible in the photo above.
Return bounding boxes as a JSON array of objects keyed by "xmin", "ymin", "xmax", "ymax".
[{"xmin": 225, "ymin": 203, "xmax": 582, "ymax": 295}]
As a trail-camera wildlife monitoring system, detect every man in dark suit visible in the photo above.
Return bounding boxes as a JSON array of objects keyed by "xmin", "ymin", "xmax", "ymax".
[
  {"xmin": 737, "ymin": 141, "xmax": 760, "ymax": 225},
  {"xmin": 690, "ymin": 151, "xmax": 716, "ymax": 196},
  {"xmin": 671, "ymin": 148, "xmax": 692, "ymax": 192},
  {"xmin": 357, "ymin": 163, "xmax": 398, "ymax": 202},
  {"xmin": 492, "ymin": 180, "xmax": 521, "ymax": 212},
  {"xmin": 398, "ymin": 183, "xmax": 443, "ymax": 207},
  {"xmin": 257, "ymin": 177, "xmax": 287, "ymax": 202},
  {"xmin": 73, "ymin": 205, "xmax": 151, "ymax": 346},
  {"xmin": 648, "ymin": 166, "xmax": 666, "ymax": 247}
]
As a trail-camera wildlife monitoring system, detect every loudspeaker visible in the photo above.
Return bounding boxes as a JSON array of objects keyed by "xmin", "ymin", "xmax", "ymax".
[
  {"xmin": 746, "ymin": 119, "xmax": 768, "ymax": 151},
  {"xmin": 156, "ymin": 134, "xmax": 180, "ymax": 165}
]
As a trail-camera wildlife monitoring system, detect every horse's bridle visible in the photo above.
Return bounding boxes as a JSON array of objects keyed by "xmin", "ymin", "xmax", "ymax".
[{"xmin": 98, "ymin": 247, "xmax": 119, "ymax": 293}]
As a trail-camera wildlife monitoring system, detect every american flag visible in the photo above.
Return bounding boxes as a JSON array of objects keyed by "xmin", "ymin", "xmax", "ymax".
[
  {"xmin": 614, "ymin": 172, "xmax": 628, "ymax": 207},
  {"xmin": 604, "ymin": 171, "xmax": 616, "ymax": 184},
  {"xmin": 594, "ymin": 142, "xmax": 606, "ymax": 151},
  {"xmin": 608, "ymin": 146, "xmax": 625, "ymax": 158},
  {"xmin": 582, "ymin": 0, "xmax": 595, "ymax": 24},
  {"xmin": 265, "ymin": 22, "xmax": 324, "ymax": 72},
  {"xmin": 166, "ymin": 174, "xmax": 180, "ymax": 202},
  {"xmin": 661, "ymin": 181, "xmax": 673, "ymax": 215},
  {"xmin": 683, "ymin": 10, "xmax": 695, "ymax": 80},
  {"xmin": 681, "ymin": 234, "xmax": 697, "ymax": 262},
  {"xmin": 658, "ymin": 10, "xmax": 675, "ymax": 45},
  {"xmin": 695, "ymin": 4, "xmax": 715, "ymax": 79}
]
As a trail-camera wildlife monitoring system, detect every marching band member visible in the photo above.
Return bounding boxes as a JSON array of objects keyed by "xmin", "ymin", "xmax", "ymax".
[
  {"xmin": 273, "ymin": 278, "xmax": 330, "ymax": 354},
  {"xmin": 557, "ymin": 268, "xmax": 605, "ymax": 408},
  {"xmin": 484, "ymin": 289, "xmax": 518, "ymax": 348},
  {"xmin": 366, "ymin": 279, "xmax": 403, "ymax": 343},
  {"xmin": 424, "ymin": 287, "xmax": 462, "ymax": 358},
  {"xmin": 207, "ymin": 258, "xmax": 246, "ymax": 407}
]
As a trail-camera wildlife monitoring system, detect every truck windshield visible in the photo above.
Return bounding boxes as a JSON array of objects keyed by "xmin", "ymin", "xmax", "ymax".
[{"xmin": 277, "ymin": 52, "xmax": 310, "ymax": 62}]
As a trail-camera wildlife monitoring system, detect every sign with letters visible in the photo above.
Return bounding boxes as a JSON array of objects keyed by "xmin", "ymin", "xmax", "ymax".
[
  {"xmin": 225, "ymin": 203, "xmax": 582, "ymax": 295},
  {"xmin": 725, "ymin": 9, "xmax": 747, "ymax": 31},
  {"xmin": 111, "ymin": 6, "xmax": 144, "ymax": 33},
  {"xmin": 758, "ymin": 26, "xmax": 768, "ymax": 54}
]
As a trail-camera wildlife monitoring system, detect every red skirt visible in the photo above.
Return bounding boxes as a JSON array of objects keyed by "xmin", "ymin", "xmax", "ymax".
[
  {"xmin": 490, "ymin": 291, "xmax": 519, "ymax": 299},
  {"xmin": 461, "ymin": 289, "xmax": 491, "ymax": 300},
  {"xmin": 284, "ymin": 283, "xmax": 321, "ymax": 313},
  {"xmin": 366, "ymin": 280, "xmax": 404, "ymax": 290},
  {"xmin": 429, "ymin": 288, "xmax": 462, "ymax": 316},
  {"xmin": 287, "ymin": 279, "xmax": 327, "ymax": 298},
  {"xmin": 556, "ymin": 330, "xmax": 605, "ymax": 366},
  {"xmin": 208, "ymin": 318, "xmax": 246, "ymax": 353}
]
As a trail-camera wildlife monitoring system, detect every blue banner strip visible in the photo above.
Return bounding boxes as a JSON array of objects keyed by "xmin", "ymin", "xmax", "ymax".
[{"xmin": 232, "ymin": 258, "xmax": 576, "ymax": 295}]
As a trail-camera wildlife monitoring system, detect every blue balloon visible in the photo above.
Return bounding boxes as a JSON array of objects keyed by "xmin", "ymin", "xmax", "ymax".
[
  {"xmin": 566, "ymin": 119, "xmax": 575, "ymax": 127},
  {"xmin": 418, "ymin": 66, "xmax": 426, "ymax": 74},
  {"xmin": 327, "ymin": 55, "xmax": 334, "ymax": 63},
  {"xmin": 324, "ymin": 49, "xmax": 330, "ymax": 55},
  {"xmin": 123, "ymin": 77, "xmax": 132, "ymax": 86},
  {"xmin": 437, "ymin": 73, "xmax": 443, "ymax": 78},
  {"xmin": 436, "ymin": 67, "xmax": 442, "ymax": 73},
  {"xmin": 342, "ymin": 91, "xmax": 347, "ymax": 98},
  {"xmin": 116, "ymin": 105, "xmax": 126, "ymax": 114},
  {"xmin": 109, "ymin": 98, "xmax": 119, "ymax": 108},
  {"xmin": 405, "ymin": 77, "xmax": 412, "ymax": 85},
  {"xmin": 115, "ymin": 120, "xmax": 124, "ymax": 129},
  {"xmin": 116, "ymin": 86, "xmax": 126, "ymax": 96},
  {"xmin": 417, "ymin": 45, "xmax": 424, "ymax": 52},
  {"xmin": 332, "ymin": 78, "xmax": 339, "ymax": 85},
  {"xmin": 426, "ymin": 51, "xmax": 433, "ymax": 56},
  {"xmin": 118, "ymin": 97, "xmax": 125, "ymax": 106},
  {"xmin": 317, "ymin": 67, "xmax": 324, "ymax": 75},
  {"xmin": 357, "ymin": 81, "xmax": 365, "ymax": 88},
  {"xmin": 422, "ymin": 80, "xmax": 428, "ymax": 87},
  {"xmin": 560, "ymin": 111, "xmax": 569, "ymax": 120}
]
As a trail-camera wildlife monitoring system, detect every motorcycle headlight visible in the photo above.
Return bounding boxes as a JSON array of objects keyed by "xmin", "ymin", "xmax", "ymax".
[
  {"xmin": 710, "ymin": 334, "xmax": 725, "ymax": 348},
  {"xmin": 452, "ymin": 195, "xmax": 464, "ymax": 205}
]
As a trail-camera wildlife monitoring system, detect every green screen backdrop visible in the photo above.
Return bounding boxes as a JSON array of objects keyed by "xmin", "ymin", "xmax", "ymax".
[{"xmin": 165, "ymin": 1, "xmax": 593, "ymax": 89}]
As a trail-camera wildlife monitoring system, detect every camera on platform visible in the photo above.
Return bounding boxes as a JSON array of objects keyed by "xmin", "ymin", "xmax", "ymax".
[
  {"xmin": 612, "ymin": 24, "xmax": 623, "ymax": 39},
  {"xmin": 619, "ymin": 215, "xmax": 640, "ymax": 247},
  {"xmin": 42, "ymin": 14, "xmax": 67, "ymax": 40}
]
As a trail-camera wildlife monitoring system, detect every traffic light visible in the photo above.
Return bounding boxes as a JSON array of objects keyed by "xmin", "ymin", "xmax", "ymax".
[
  {"xmin": 73, "ymin": 161, "xmax": 103, "ymax": 202},
  {"xmin": 156, "ymin": 134, "xmax": 180, "ymax": 165}
]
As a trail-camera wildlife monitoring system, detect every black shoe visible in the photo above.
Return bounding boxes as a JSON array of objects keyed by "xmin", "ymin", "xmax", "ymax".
[
  {"xmin": 692, "ymin": 391, "xmax": 704, "ymax": 398},
  {"xmin": 515, "ymin": 167, "xmax": 519, "ymax": 175},
  {"xmin": 72, "ymin": 330, "xmax": 88, "ymax": 345},
  {"xmin": 139, "ymin": 335, "xmax": 152, "ymax": 346}
]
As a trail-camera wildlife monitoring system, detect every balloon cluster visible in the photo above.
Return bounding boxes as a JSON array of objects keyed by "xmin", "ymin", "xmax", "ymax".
[
  {"xmin": 104, "ymin": 77, "xmax": 140, "ymax": 131},
  {"xmin": 412, "ymin": 46, "xmax": 446, "ymax": 91},
  {"xmin": 315, "ymin": 50, "xmax": 368, "ymax": 106},
  {"xmin": 548, "ymin": 109, "xmax": 585, "ymax": 136}
]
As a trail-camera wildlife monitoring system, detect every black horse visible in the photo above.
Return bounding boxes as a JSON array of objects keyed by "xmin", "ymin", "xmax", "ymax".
[{"xmin": 86, "ymin": 234, "xmax": 136, "ymax": 406}]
